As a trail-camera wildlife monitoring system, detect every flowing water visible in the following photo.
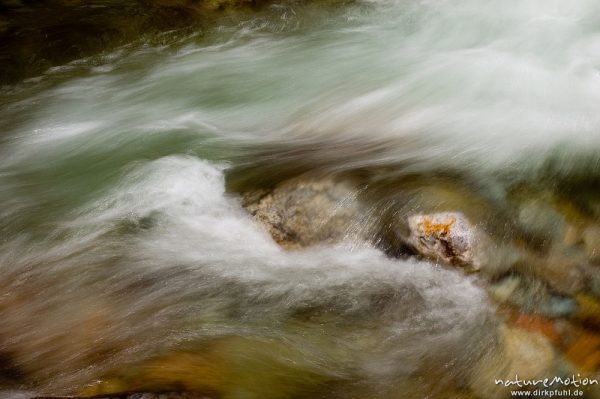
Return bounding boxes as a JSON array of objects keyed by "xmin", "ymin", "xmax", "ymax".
[{"xmin": 1, "ymin": 0, "xmax": 600, "ymax": 397}]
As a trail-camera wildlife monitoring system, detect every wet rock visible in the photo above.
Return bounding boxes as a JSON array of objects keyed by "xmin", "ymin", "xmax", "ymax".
[
  {"xmin": 589, "ymin": 273, "xmax": 600, "ymax": 298},
  {"xmin": 575, "ymin": 294, "xmax": 600, "ymax": 329},
  {"xmin": 242, "ymin": 177, "xmax": 367, "ymax": 249},
  {"xmin": 469, "ymin": 325, "xmax": 556, "ymax": 399},
  {"xmin": 517, "ymin": 251, "xmax": 587, "ymax": 296},
  {"xmin": 507, "ymin": 188, "xmax": 592, "ymax": 254},
  {"xmin": 82, "ymin": 336, "xmax": 331, "ymax": 399},
  {"xmin": 489, "ymin": 275, "xmax": 521, "ymax": 303},
  {"xmin": 489, "ymin": 274, "xmax": 578, "ymax": 318},
  {"xmin": 583, "ymin": 225, "xmax": 600, "ymax": 264},
  {"xmin": 566, "ymin": 329, "xmax": 600, "ymax": 372},
  {"xmin": 500, "ymin": 325, "xmax": 556, "ymax": 378},
  {"xmin": 563, "ymin": 225, "xmax": 584, "ymax": 248},
  {"xmin": 80, "ymin": 350, "xmax": 227, "ymax": 397},
  {"xmin": 516, "ymin": 199, "xmax": 568, "ymax": 245},
  {"xmin": 509, "ymin": 312, "xmax": 562, "ymax": 346},
  {"xmin": 405, "ymin": 212, "xmax": 489, "ymax": 271}
]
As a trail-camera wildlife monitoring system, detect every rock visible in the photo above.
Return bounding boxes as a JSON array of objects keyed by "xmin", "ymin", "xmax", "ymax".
[
  {"xmin": 589, "ymin": 272, "xmax": 600, "ymax": 298},
  {"xmin": 517, "ymin": 251, "xmax": 587, "ymax": 296},
  {"xmin": 488, "ymin": 274, "xmax": 578, "ymax": 318},
  {"xmin": 80, "ymin": 350, "xmax": 227, "ymax": 396},
  {"xmin": 506, "ymin": 188, "xmax": 595, "ymax": 257},
  {"xmin": 583, "ymin": 225, "xmax": 600, "ymax": 264},
  {"xmin": 566, "ymin": 330, "xmax": 600, "ymax": 372},
  {"xmin": 405, "ymin": 212, "xmax": 488, "ymax": 271},
  {"xmin": 563, "ymin": 225, "xmax": 584, "ymax": 247},
  {"xmin": 242, "ymin": 177, "xmax": 367, "ymax": 249},
  {"xmin": 469, "ymin": 325, "xmax": 556, "ymax": 399},
  {"xmin": 515, "ymin": 199, "xmax": 568, "ymax": 245},
  {"xmin": 509, "ymin": 312, "xmax": 562, "ymax": 346},
  {"xmin": 575, "ymin": 294, "xmax": 600, "ymax": 329},
  {"xmin": 501, "ymin": 325, "xmax": 556, "ymax": 378},
  {"xmin": 489, "ymin": 275, "xmax": 522, "ymax": 303}
]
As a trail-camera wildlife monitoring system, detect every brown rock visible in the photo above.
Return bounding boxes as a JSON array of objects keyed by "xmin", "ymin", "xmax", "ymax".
[
  {"xmin": 583, "ymin": 225, "xmax": 600, "ymax": 264},
  {"xmin": 469, "ymin": 325, "xmax": 556, "ymax": 399},
  {"xmin": 566, "ymin": 331, "xmax": 600, "ymax": 372}
]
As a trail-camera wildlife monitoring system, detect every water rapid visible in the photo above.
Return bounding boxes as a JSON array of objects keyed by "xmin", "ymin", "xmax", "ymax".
[{"xmin": 1, "ymin": 0, "xmax": 600, "ymax": 397}]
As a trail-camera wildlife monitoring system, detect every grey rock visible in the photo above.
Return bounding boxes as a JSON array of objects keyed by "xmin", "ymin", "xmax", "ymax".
[
  {"xmin": 242, "ymin": 177, "xmax": 368, "ymax": 249},
  {"xmin": 516, "ymin": 199, "xmax": 568, "ymax": 244}
]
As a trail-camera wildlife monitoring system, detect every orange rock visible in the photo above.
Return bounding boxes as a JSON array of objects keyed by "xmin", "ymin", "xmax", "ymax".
[
  {"xmin": 566, "ymin": 331, "xmax": 600, "ymax": 372},
  {"xmin": 422, "ymin": 215, "xmax": 456, "ymax": 236},
  {"xmin": 80, "ymin": 347, "xmax": 228, "ymax": 396},
  {"xmin": 138, "ymin": 351, "xmax": 227, "ymax": 392},
  {"xmin": 510, "ymin": 313, "xmax": 561, "ymax": 346}
]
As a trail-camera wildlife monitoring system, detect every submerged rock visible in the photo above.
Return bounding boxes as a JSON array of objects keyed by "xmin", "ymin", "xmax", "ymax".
[
  {"xmin": 506, "ymin": 187, "xmax": 591, "ymax": 251},
  {"xmin": 509, "ymin": 312, "xmax": 562, "ymax": 346},
  {"xmin": 241, "ymin": 177, "xmax": 367, "ymax": 248},
  {"xmin": 405, "ymin": 212, "xmax": 489, "ymax": 271},
  {"xmin": 515, "ymin": 198, "xmax": 569, "ymax": 246},
  {"xmin": 566, "ymin": 329, "xmax": 600, "ymax": 372},
  {"xmin": 489, "ymin": 274, "xmax": 578, "ymax": 318},
  {"xmin": 575, "ymin": 294, "xmax": 600, "ymax": 329},
  {"xmin": 583, "ymin": 225, "xmax": 600, "ymax": 264},
  {"xmin": 515, "ymin": 252, "xmax": 588, "ymax": 297},
  {"xmin": 469, "ymin": 325, "xmax": 556, "ymax": 399}
]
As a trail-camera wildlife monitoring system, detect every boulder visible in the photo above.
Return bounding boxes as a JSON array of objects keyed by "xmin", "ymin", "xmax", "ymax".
[
  {"xmin": 405, "ymin": 212, "xmax": 489, "ymax": 271},
  {"xmin": 242, "ymin": 177, "xmax": 367, "ymax": 249}
]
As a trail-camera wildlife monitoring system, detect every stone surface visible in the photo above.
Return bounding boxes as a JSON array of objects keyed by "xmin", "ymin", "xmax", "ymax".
[
  {"xmin": 566, "ymin": 330, "xmax": 600, "ymax": 372},
  {"xmin": 489, "ymin": 275, "xmax": 578, "ymax": 318},
  {"xmin": 242, "ymin": 177, "xmax": 367, "ymax": 249},
  {"xmin": 515, "ymin": 199, "xmax": 568, "ymax": 245},
  {"xmin": 583, "ymin": 225, "xmax": 600, "ymax": 264},
  {"xmin": 469, "ymin": 325, "xmax": 556, "ymax": 399},
  {"xmin": 509, "ymin": 312, "xmax": 562, "ymax": 346},
  {"xmin": 575, "ymin": 294, "xmax": 600, "ymax": 329},
  {"xmin": 517, "ymin": 251, "xmax": 587, "ymax": 296},
  {"xmin": 405, "ymin": 212, "xmax": 488, "ymax": 271}
]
